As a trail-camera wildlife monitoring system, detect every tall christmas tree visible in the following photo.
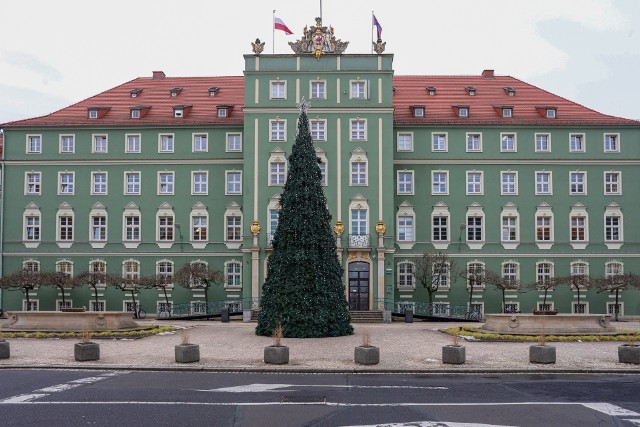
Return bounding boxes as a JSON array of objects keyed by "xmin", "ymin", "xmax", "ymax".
[{"xmin": 256, "ymin": 100, "xmax": 353, "ymax": 338}]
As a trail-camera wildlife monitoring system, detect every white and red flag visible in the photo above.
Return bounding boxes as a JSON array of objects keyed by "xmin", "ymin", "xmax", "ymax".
[{"xmin": 274, "ymin": 17, "xmax": 293, "ymax": 35}]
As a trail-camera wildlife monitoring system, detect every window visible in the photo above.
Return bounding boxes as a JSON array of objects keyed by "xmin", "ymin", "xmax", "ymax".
[
  {"xmin": 351, "ymin": 209, "xmax": 368, "ymax": 235},
  {"xmin": 467, "ymin": 217, "xmax": 482, "ymax": 241},
  {"xmin": 310, "ymin": 120, "xmax": 326, "ymax": 142},
  {"xmin": 570, "ymin": 216, "xmax": 587, "ymax": 242},
  {"xmin": 571, "ymin": 261, "xmax": 589, "ymax": 290},
  {"xmin": 25, "ymin": 172, "xmax": 41, "ymax": 195},
  {"xmin": 459, "ymin": 107, "xmax": 469, "ymax": 118},
  {"xmin": 90, "ymin": 301, "xmax": 105, "ymax": 312},
  {"xmin": 502, "ymin": 108, "xmax": 512, "ymax": 118},
  {"xmin": 546, "ymin": 109, "xmax": 556, "ymax": 119},
  {"xmin": 432, "ymin": 171, "xmax": 448, "ymax": 195},
  {"xmin": 131, "ymin": 109, "xmax": 140, "ymax": 119},
  {"xmin": 125, "ymin": 172, "xmax": 141, "ymax": 195},
  {"xmin": 502, "ymin": 216, "xmax": 518, "ymax": 242},
  {"xmin": 536, "ymin": 262, "xmax": 553, "ymax": 285},
  {"xmin": 270, "ymin": 81, "xmax": 286, "ymax": 99},
  {"xmin": 466, "ymin": 262, "xmax": 485, "ymax": 288},
  {"xmin": 217, "ymin": 107, "xmax": 228, "ymax": 118},
  {"xmin": 125, "ymin": 215, "xmax": 140, "ymax": 242},
  {"xmin": 570, "ymin": 172, "xmax": 586, "ymax": 195},
  {"xmin": 397, "ymin": 215, "xmax": 414, "ymax": 242},
  {"xmin": 225, "ymin": 261, "xmax": 242, "ymax": 287},
  {"xmin": 604, "ymin": 172, "xmax": 621, "ymax": 195},
  {"xmin": 432, "ymin": 133, "xmax": 447, "ymax": 151},
  {"xmin": 25, "ymin": 215, "xmax": 40, "ymax": 242},
  {"xmin": 466, "ymin": 171, "xmax": 483, "ymax": 195},
  {"xmin": 318, "ymin": 160, "xmax": 327, "ymax": 186},
  {"xmin": 604, "ymin": 134, "xmax": 619, "ymax": 153},
  {"xmin": 504, "ymin": 303, "xmax": 519, "ymax": 314},
  {"xmin": 502, "ymin": 262, "xmax": 519, "ymax": 287},
  {"xmin": 91, "ymin": 215, "xmax": 107, "ymax": 241},
  {"xmin": 433, "ymin": 263, "xmax": 450, "ymax": 289},
  {"xmin": 60, "ymin": 135, "xmax": 75, "ymax": 153},
  {"xmin": 310, "ymin": 81, "xmax": 326, "ymax": 99},
  {"xmin": 570, "ymin": 134, "xmax": 585, "ymax": 152},
  {"xmin": 605, "ymin": 261, "xmax": 623, "ymax": 278},
  {"xmin": 226, "ymin": 171, "xmax": 242, "ymax": 195},
  {"xmin": 535, "ymin": 133, "xmax": 550, "ymax": 152},
  {"xmin": 605, "ymin": 216, "xmax": 621, "ymax": 242},
  {"xmin": 500, "ymin": 133, "xmax": 516, "ymax": 152},
  {"xmin": 350, "ymin": 119, "xmax": 366, "ymax": 141},
  {"xmin": 91, "ymin": 172, "xmax": 107, "ymax": 195},
  {"xmin": 350, "ymin": 80, "xmax": 367, "ymax": 99},
  {"xmin": 432, "ymin": 216, "xmax": 448, "ymax": 242},
  {"xmin": 398, "ymin": 262, "xmax": 415, "ymax": 288},
  {"xmin": 350, "ymin": 161, "xmax": 367, "ymax": 185},
  {"xmin": 93, "ymin": 135, "xmax": 108, "ymax": 153},
  {"xmin": 226, "ymin": 133, "xmax": 242, "ymax": 152},
  {"xmin": 270, "ymin": 161, "xmax": 286, "ymax": 186},
  {"xmin": 192, "ymin": 216, "xmax": 207, "ymax": 241},
  {"xmin": 91, "ymin": 259, "xmax": 106, "ymax": 275},
  {"xmin": 193, "ymin": 134, "xmax": 208, "ymax": 152},
  {"xmin": 268, "ymin": 209, "xmax": 279, "ymax": 240},
  {"xmin": 158, "ymin": 172, "xmax": 175, "ymax": 195},
  {"xmin": 413, "ymin": 106, "xmax": 425, "ymax": 117},
  {"xmin": 159, "ymin": 134, "xmax": 174, "ymax": 152},
  {"xmin": 126, "ymin": 134, "xmax": 141, "ymax": 153},
  {"xmin": 535, "ymin": 172, "xmax": 552, "ymax": 195},
  {"xmin": 501, "ymin": 172, "xmax": 517, "ymax": 195},
  {"xmin": 88, "ymin": 110, "xmax": 98, "ymax": 120},
  {"xmin": 59, "ymin": 172, "xmax": 75, "ymax": 195},
  {"xmin": 397, "ymin": 171, "xmax": 413, "ymax": 194},
  {"xmin": 59, "ymin": 216, "xmax": 73, "ymax": 242},
  {"xmin": 466, "ymin": 133, "xmax": 481, "ymax": 152},
  {"xmin": 397, "ymin": 133, "xmax": 413, "ymax": 152},
  {"xmin": 226, "ymin": 215, "xmax": 242, "ymax": 241},
  {"xmin": 158, "ymin": 216, "xmax": 174, "ymax": 241},
  {"xmin": 157, "ymin": 261, "xmax": 174, "ymax": 285},
  {"xmin": 123, "ymin": 260, "xmax": 140, "ymax": 281},
  {"xmin": 536, "ymin": 216, "xmax": 552, "ymax": 242},
  {"xmin": 192, "ymin": 172, "xmax": 208, "ymax": 194},
  {"xmin": 270, "ymin": 120, "xmax": 286, "ymax": 141},
  {"xmin": 27, "ymin": 135, "xmax": 42, "ymax": 153}
]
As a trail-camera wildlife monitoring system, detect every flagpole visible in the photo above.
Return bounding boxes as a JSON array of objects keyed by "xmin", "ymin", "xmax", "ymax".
[
  {"xmin": 273, "ymin": 10, "xmax": 276, "ymax": 54},
  {"xmin": 320, "ymin": 0, "xmax": 323, "ymax": 21},
  {"xmin": 371, "ymin": 11, "xmax": 374, "ymax": 54}
]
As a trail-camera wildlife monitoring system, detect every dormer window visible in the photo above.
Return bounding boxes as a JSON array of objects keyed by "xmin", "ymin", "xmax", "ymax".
[
  {"xmin": 130, "ymin": 89, "xmax": 143, "ymax": 98},
  {"xmin": 170, "ymin": 88, "xmax": 182, "ymax": 97},
  {"xmin": 130, "ymin": 106, "xmax": 151, "ymax": 119},
  {"xmin": 174, "ymin": 108, "xmax": 184, "ymax": 118},
  {"xmin": 209, "ymin": 87, "xmax": 220, "ymax": 96},
  {"xmin": 502, "ymin": 108, "xmax": 512, "ymax": 118},
  {"xmin": 131, "ymin": 110, "xmax": 140, "ymax": 119},
  {"xmin": 426, "ymin": 87, "xmax": 436, "ymax": 96},
  {"xmin": 172, "ymin": 105, "xmax": 192, "ymax": 118},
  {"xmin": 546, "ymin": 109, "xmax": 557, "ymax": 119},
  {"xmin": 87, "ymin": 107, "xmax": 110, "ymax": 119},
  {"xmin": 89, "ymin": 110, "xmax": 98, "ymax": 119},
  {"xmin": 459, "ymin": 107, "xmax": 469, "ymax": 118},
  {"xmin": 217, "ymin": 107, "xmax": 228, "ymax": 118},
  {"xmin": 504, "ymin": 87, "xmax": 516, "ymax": 96},
  {"xmin": 411, "ymin": 105, "xmax": 425, "ymax": 118},
  {"xmin": 465, "ymin": 86, "xmax": 476, "ymax": 96},
  {"xmin": 535, "ymin": 106, "xmax": 557, "ymax": 119}
]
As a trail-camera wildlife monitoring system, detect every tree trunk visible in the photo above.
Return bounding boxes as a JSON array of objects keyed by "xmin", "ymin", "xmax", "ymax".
[
  {"xmin": 61, "ymin": 287, "xmax": 66, "ymax": 306},
  {"xmin": 162, "ymin": 287, "xmax": 170, "ymax": 306},
  {"xmin": 24, "ymin": 288, "xmax": 31, "ymax": 311},
  {"xmin": 576, "ymin": 287, "xmax": 580, "ymax": 310},
  {"xmin": 542, "ymin": 288, "xmax": 548, "ymax": 306},
  {"xmin": 615, "ymin": 289, "xmax": 620, "ymax": 321},
  {"xmin": 427, "ymin": 289, "xmax": 434, "ymax": 305},
  {"xmin": 204, "ymin": 286, "xmax": 209, "ymax": 314},
  {"xmin": 93, "ymin": 286, "xmax": 99, "ymax": 309},
  {"xmin": 130, "ymin": 290, "xmax": 137, "ymax": 318},
  {"xmin": 502, "ymin": 289, "xmax": 506, "ymax": 313}
]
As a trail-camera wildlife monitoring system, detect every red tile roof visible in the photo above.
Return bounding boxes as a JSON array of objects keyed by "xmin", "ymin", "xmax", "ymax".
[
  {"xmin": 2, "ymin": 71, "xmax": 637, "ymax": 128},
  {"xmin": 0, "ymin": 133, "xmax": 3, "ymax": 158},
  {"xmin": 3, "ymin": 75, "xmax": 245, "ymax": 127},
  {"xmin": 392, "ymin": 74, "xmax": 639, "ymax": 125}
]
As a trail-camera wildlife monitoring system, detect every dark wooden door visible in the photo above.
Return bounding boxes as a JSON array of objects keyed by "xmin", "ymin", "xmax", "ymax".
[{"xmin": 348, "ymin": 262, "xmax": 370, "ymax": 311}]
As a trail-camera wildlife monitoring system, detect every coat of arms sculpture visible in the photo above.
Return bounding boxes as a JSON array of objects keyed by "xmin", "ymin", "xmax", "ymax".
[{"xmin": 288, "ymin": 17, "xmax": 349, "ymax": 59}]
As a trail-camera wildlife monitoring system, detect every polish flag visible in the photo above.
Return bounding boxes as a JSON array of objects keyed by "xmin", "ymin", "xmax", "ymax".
[{"xmin": 274, "ymin": 17, "xmax": 293, "ymax": 35}]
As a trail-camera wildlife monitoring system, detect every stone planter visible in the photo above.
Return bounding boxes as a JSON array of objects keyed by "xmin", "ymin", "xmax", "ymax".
[
  {"xmin": 0, "ymin": 340, "xmax": 10, "ymax": 359},
  {"xmin": 354, "ymin": 346, "xmax": 380, "ymax": 365},
  {"xmin": 74, "ymin": 342, "xmax": 100, "ymax": 362},
  {"xmin": 529, "ymin": 345, "xmax": 556, "ymax": 364},
  {"xmin": 442, "ymin": 345, "xmax": 466, "ymax": 364},
  {"xmin": 264, "ymin": 345, "xmax": 289, "ymax": 364},
  {"xmin": 175, "ymin": 344, "xmax": 200, "ymax": 363},
  {"xmin": 618, "ymin": 344, "xmax": 640, "ymax": 364}
]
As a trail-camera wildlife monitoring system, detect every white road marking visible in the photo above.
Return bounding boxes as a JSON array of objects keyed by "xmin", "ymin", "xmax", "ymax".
[
  {"xmin": 344, "ymin": 422, "xmax": 516, "ymax": 427},
  {"xmin": 623, "ymin": 419, "xmax": 640, "ymax": 426},
  {"xmin": 69, "ymin": 376, "xmax": 107, "ymax": 384},
  {"xmin": 581, "ymin": 403, "xmax": 640, "ymax": 416},
  {"xmin": 199, "ymin": 383, "xmax": 448, "ymax": 393},
  {"xmin": 35, "ymin": 384, "xmax": 83, "ymax": 393},
  {"xmin": 0, "ymin": 394, "xmax": 49, "ymax": 403}
]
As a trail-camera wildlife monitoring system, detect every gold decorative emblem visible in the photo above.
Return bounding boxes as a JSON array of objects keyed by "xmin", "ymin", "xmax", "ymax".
[
  {"xmin": 333, "ymin": 220, "xmax": 344, "ymax": 235},
  {"xmin": 251, "ymin": 38, "xmax": 265, "ymax": 55},
  {"xmin": 375, "ymin": 220, "xmax": 386, "ymax": 235},
  {"xmin": 250, "ymin": 219, "xmax": 261, "ymax": 235},
  {"xmin": 372, "ymin": 39, "xmax": 386, "ymax": 54},
  {"xmin": 289, "ymin": 17, "xmax": 349, "ymax": 59}
]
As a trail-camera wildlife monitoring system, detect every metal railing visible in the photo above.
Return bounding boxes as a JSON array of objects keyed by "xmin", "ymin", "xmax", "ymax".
[
  {"xmin": 349, "ymin": 234, "xmax": 370, "ymax": 248},
  {"xmin": 373, "ymin": 298, "xmax": 483, "ymax": 321},
  {"xmin": 157, "ymin": 298, "xmax": 259, "ymax": 318}
]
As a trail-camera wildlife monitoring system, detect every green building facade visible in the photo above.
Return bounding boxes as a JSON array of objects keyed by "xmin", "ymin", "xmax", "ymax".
[{"xmin": 1, "ymin": 19, "xmax": 639, "ymax": 318}]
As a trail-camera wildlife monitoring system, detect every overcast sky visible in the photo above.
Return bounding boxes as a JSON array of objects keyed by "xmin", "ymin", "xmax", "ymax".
[{"xmin": 1, "ymin": 0, "xmax": 638, "ymax": 124}]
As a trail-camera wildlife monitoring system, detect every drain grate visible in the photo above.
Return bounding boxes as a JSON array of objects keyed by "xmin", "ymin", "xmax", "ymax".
[{"xmin": 281, "ymin": 395, "xmax": 326, "ymax": 404}]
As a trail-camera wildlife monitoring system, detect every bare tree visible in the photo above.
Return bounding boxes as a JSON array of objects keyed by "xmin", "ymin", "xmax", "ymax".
[
  {"xmin": 74, "ymin": 270, "xmax": 108, "ymax": 310},
  {"xmin": 149, "ymin": 273, "xmax": 173, "ymax": 314},
  {"xmin": 42, "ymin": 271, "xmax": 78, "ymax": 308},
  {"xmin": 0, "ymin": 268, "xmax": 46, "ymax": 310},
  {"xmin": 458, "ymin": 262, "xmax": 486, "ymax": 312},
  {"xmin": 174, "ymin": 261, "xmax": 224, "ymax": 312},
  {"xmin": 110, "ymin": 274, "xmax": 153, "ymax": 318},
  {"xmin": 563, "ymin": 273, "xmax": 594, "ymax": 312},
  {"xmin": 414, "ymin": 252, "xmax": 454, "ymax": 305},
  {"xmin": 594, "ymin": 273, "xmax": 640, "ymax": 321},
  {"xmin": 526, "ymin": 276, "xmax": 564, "ymax": 313},
  {"xmin": 483, "ymin": 269, "xmax": 520, "ymax": 313}
]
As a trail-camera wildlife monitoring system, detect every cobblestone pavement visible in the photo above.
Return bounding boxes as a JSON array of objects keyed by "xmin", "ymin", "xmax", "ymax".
[{"xmin": 1, "ymin": 319, "xmax": 640, "ymax": 372}]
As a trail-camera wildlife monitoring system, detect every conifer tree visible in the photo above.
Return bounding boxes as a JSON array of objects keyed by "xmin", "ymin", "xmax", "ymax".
[{"xmin": 256, "ymin": 100, "xmax": 353, "ymax": 338}]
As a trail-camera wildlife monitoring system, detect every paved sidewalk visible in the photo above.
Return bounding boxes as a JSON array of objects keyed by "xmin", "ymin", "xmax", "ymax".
[{"xmin": 1, "ymin": 319, "xmax": 640, "ymax": 373}]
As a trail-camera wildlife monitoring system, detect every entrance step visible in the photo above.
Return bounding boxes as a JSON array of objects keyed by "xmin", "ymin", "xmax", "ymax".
[{"xmin": 350, "ymin": 310, "xmax": 384, "ymax": 323}]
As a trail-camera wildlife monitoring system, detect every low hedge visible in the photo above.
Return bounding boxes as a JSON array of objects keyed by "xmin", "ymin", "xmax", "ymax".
[
  {"xmin": 445, "ymin": 326, "xmax": 640, "ymax": 342},
  {"xmin": 0, "ymin": 325, "xmax": 175, "ymax": 340}
]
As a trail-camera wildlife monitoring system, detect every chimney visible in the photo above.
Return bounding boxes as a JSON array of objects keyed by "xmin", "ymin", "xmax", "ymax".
[
  {"xmin": 482, "ymin": 69, "xmax": 495, "ymax": 79},
  {"xmin": 152, "ymin": 71, "xmax": 166, "ymax": 80}
]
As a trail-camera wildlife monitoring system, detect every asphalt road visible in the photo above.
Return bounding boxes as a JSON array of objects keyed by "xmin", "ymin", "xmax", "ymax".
[{"xmin": 0, "ymin": 370, "xmax": 639, "ymax": 426}]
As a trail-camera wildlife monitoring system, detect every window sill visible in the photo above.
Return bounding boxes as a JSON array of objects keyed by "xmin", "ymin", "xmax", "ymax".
[
  {"xmin": 432, "ymin": 242, "xmax": 449, "ymax": 250},
  {"xmin": 123, "ymin": 242, "xmax": 140, "ymax": 249},
  {"xmin": 536, "ymin": 242, "xmax": 553, "ymax": 249},
  {"xmin": 57, "ymin": 242, "xmax": 73, "ymax": 249},
  {"xmin": 90, "ymin": 241, "xmax": 107, "ymax": 249},
  {"xmin": 605, "ymin": 242, "xmax": 623, "ymax": 250},
  {"xmin": 191, "ymin": 242, "xmax": 207, "ymax": 249},
  {"xmin": 570, "ymin": 242, "xmax": 588, "ymax": 250},
  {"xmin": 156, "ymin": 242, "xmax": 174, "ymax": 249},
  {"xmin": 225, "ymin": 241, "xmax": 242, "ymax": 250},
  {"xmin": 501, "ymin": 242, "xmax": 519, "ymax": 250},
  {"xmin": 466, "ymin": 242, "xmax": 484, "ymax": 250},
  {"xmin": 397, "ymin": 242, "xmax": 415, "ymax": 250},
  {"xmin": 23, "ymin": 241, "xmax": 40, "ymax": 249}
]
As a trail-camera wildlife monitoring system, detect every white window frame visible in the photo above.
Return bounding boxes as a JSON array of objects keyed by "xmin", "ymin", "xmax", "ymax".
[
  {"xmin": 396, "ymin": 202, "xmax": 415, "ymax": 249},
  {"xmin": 58, "ymin": 171, "xmax": 75, "ymax": 195},
  {"xmin": 269, "ymin": 160, "xmax": 287, "ymax": 186},
  {"xmin": 431, "ymin": 202, "xmax": 450, "ymax": 250},
  {"xmin": 569, "ymin": 133, "xmax": 585, "ymax": 153},
  {"xmin": 500, "ymin": 171, "xmax": 518, "ymax": 195},
  {"xmin": 604, "ymin": 133, "xmax": 620, "ymax": 153},
  {"xmin": 500, "ymin": 203, "xmax": 520, "ymax": 249},
  {"xmin": 431, "ymin": 171, "xmax": 449, "ymax": 195},
  {"xmin": 123, "ymin": 203, "xmax": 141, "ymax": 248},
  {"xmin": 156, "ymin": 203, "xmax": 175, "ymax": 248},
  {"xmin": 191, "ymin": 171, "xmax": 208, "ymax": 195},
  {"xmin": 349, "ymin": 80, "xmax": 368, "ymax": 99},
  {"xmin": 466, "ymin": 171, "xmax": 483, "ymax": 195},
  {"xmin": 23, "ymin": 203, "xmax": 41, "ymax": 248},
  {"xmin": 349, "ymin": 148, "xmax": 368, "ymax": 186},
  {"xmin": 502, "ymin": 261, "xmax": 520, "ymax": 288},
  {"xmin": 89, "ymin": 203, "xmax": 108, "ymax": 248},
  {"xmin": 225, "ymin": 171, "xmax": 242, "ymax": 195},
  {"xmin": 310, "ymin": 80, "xmax": 326, "ymax": 100},
  {"xmin": 125, "ymin": 134, "xmax": 141, "ymax": 153},
  {"xmin": 192, "ymin": 133, "xmax": 208, "ymax": 153},
  {"xmin": 431, "ymin": 132, "xmax": 448, "ymax": 152},
  {"xmin": 90, "ymin": 300, "xmax": 106, "ymax": 312},
  {"xmin": 397, "ymin": 170, "xmax": 414, "ymax": 195},
  {"xmin": 500, "ymin": 133, "xmax": 517, "ymax": 152},
  {"xmin": 535, "ymin": 203, "xmax": 554, "ymax": 249},
  {"xmin": 25, "ymin": 171, "xmax": 42, "ymax": 195},
  {"xmin": 316, "ymin": 149, "xmax": 328, "ymax": 187},
  {"xmin": 124, "ymin": 171, "xmax": 141, "ymax": 195},
  {"xmin": 224, "ymin": 202, "xmax": 243, "ymax": 249},
  {"xmin": 397, "ymin": 261, "xmax": 416, "ymax": 290},
  {"xmin": 604, "ymin": 203, "xmax": 623, "ymax": 249},
  {"xmin": 536, "ymin": 261, "xmax": 554, "ymax": 288},
  {"xmin": 269, "ymin": 119, "xmax": 287, "ymax": 142},
  {"xmin": 466, "ymin": 203, "xmax": 485, "ymax": 249},
  {"xmin": 535, "ymin": 133, "xmax": 551, "ymax": 152},
  {"xmin": 156, "ymin": 260, "xmax": 174, "ymax": 288},
  {"xmin": 397, "ymin": 132, "xmax": 414, "ymax": 152},
  {"xmin": 535, "ymin": 171, "xmax": 553, "ymax": 195},
  {"xmin": 569, "ymin": 171, "xmax": 587, "ymax": 195},
  {"xmin": 158, "ymin": 171, "xmax": 175, "ymax": 195},
  {"xmin": 159, "ymin": 133, "xmax": 175, "ymax": 153},
  {"xmin": 466, "ymin": 132, "xmax": 482, "ymax": 152},
  {"xmin": 56, "ymin": 203, "xmax": 74, "ymax": 248},
  {"xmin": 190, "ymin": 202, "xmax": 209, "ymax": 249},
  {"xmin": 569, "ymin": 203, "xmax": 589, "ymax": 249},
  {"xmin": 270, "ymin": 80, "xmax": 287, "ymax": 100},
  {"xmin": 466, "ymin": 261, "xmax": 486, "ymax": 289},
  {"xmin": 26, "ymin": 134, "xmax": 42, "ymax": 154},
  {"xmin": 92, "ymin": 134, "xmax": 108, "ymax": 153},
  {"xmin": 122, "ymin": 259, "xmax": 140, "ymax": 281},
  {"xmin": 226, "ymin": 132, "xmax": 242, "ymax": 152},
  {"xmin": 224, "ymin": 260, "xmax": 243, "ymax": 288},
  {"xmin": 310, "ymin": 119, "xmax": 327, "ymax": 142},
  {"xmin": 350, "ymin": 119, "xmax": 367, "ymax": 141},
  {"xmin": 604, "ymin": 171, "xmax": 621, "ymax": 195},
  {"xmin": 607, "ymin": 302, "xmax": 624, "ymax": 317},
  {"xmin": 60, "ymin": 134, "xmax": 75, "ymax": 154},
  {"xmin": 91, "ymin": 172, "xmax": 108, "ymax": 195}
]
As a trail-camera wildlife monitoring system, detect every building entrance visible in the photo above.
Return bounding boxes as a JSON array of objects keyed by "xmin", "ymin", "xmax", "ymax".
[{"xmin": 348, "ymin": 261, "xmax": 370, "ymax": 311}]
